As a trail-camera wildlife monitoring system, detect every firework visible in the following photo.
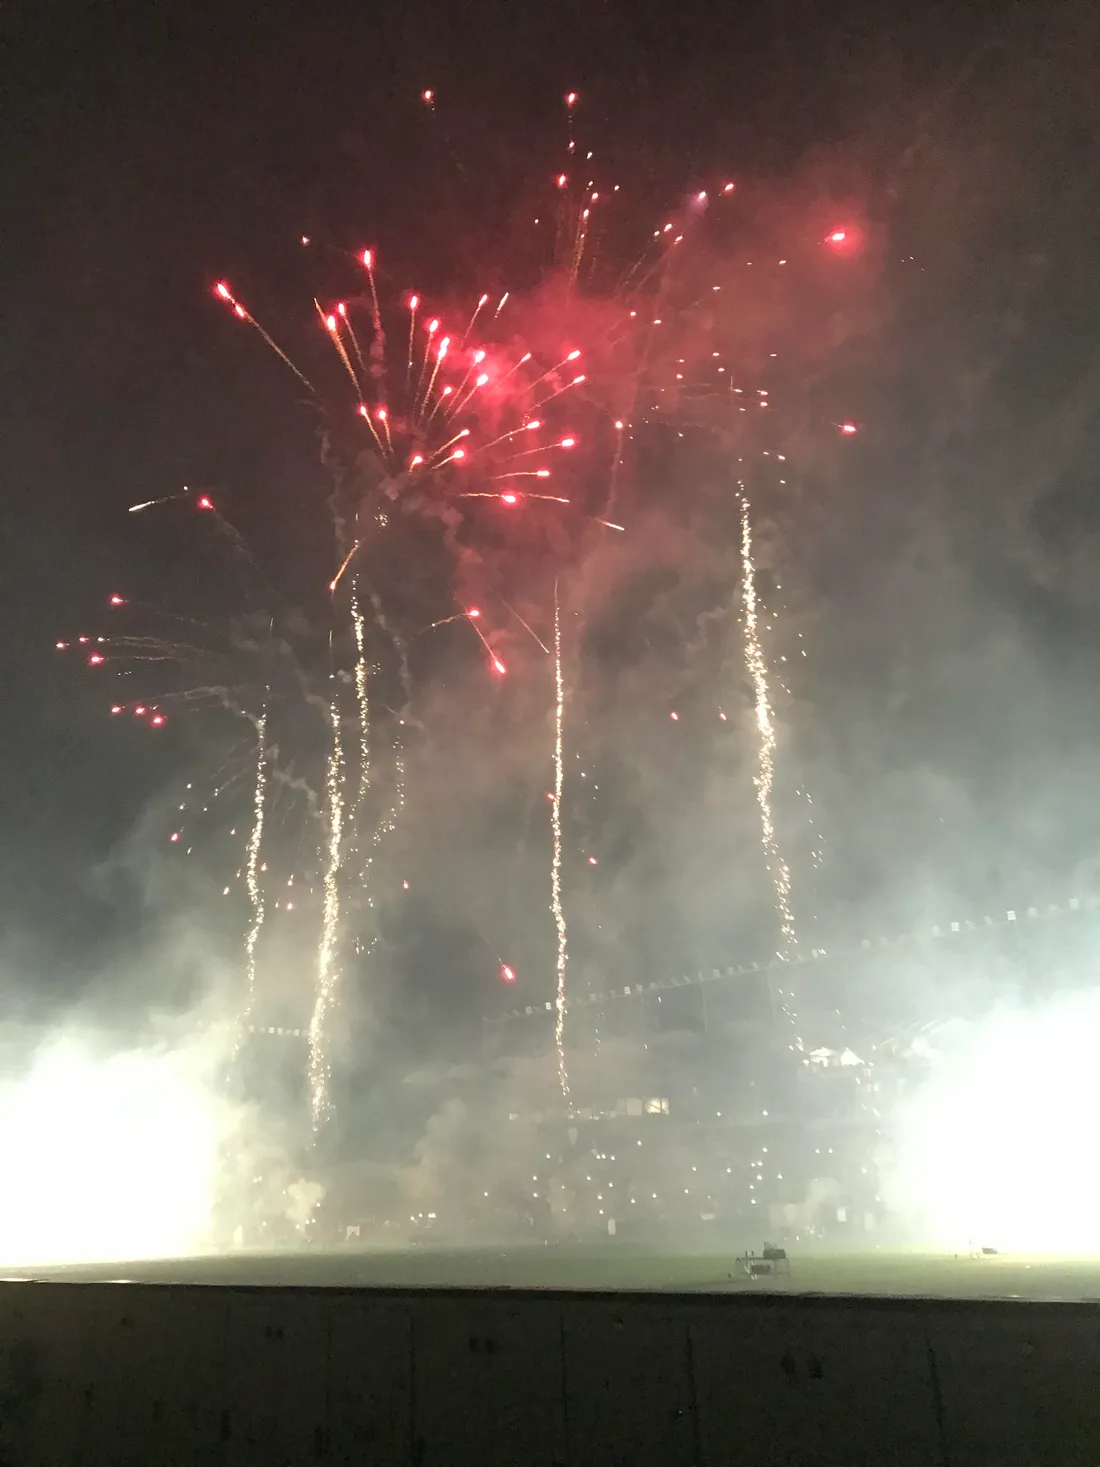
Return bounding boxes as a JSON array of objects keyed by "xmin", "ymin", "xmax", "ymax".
[
  {"xmin": 738, "ymin": 494, "xmax": 799, "ymax": 992},
  {"xmin": 239, "ymin": 709, "xmax": 269, "ymax": 1034},
  {"xmin": 503, "ymin": 600, "xmax": 551, "ymax": 655},
  {"xmin": 66, "ymin": 86, "xmax": 768, "ymax": 1137},
  {"xmin": 349, "ymin": 590, "xmax": 371, "ymax": 827},
  {"xmin": 309, "ymin": 700, "xmax": 344, "ymax": 1129},
  {"xmin": 213, "ymin": 282, "xmax": 316, "ymax": 393},
  {"xmin": 550, "ymin": 584, "xmax": 570, "ymax": 1100},
  {"xmin": 209, "ymin": 250, "xmax": 613, "ymax": 1109}
]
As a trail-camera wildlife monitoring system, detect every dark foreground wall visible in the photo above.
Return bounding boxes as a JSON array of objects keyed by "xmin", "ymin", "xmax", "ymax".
[{"xmin": 1, "ymin": 1281, "xmax": 1098, "ymax": 1464}]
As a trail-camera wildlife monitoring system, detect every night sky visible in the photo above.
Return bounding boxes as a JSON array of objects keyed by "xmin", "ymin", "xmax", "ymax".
[{"xmin": 4, "ymin": 0, "xmax": 1100, "ymax": 1043}]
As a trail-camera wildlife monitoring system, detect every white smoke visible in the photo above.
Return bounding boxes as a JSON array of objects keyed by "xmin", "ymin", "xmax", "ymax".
[
  {"xmin": 884, "ymin": 988, "xmax": 1100, "ymax": 1254},
  {"xmin": 0, "ymin": 1029, "xmax": 239, "ymax": 1267}
]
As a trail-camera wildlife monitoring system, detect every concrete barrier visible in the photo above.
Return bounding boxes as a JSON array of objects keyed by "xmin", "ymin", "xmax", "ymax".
[{"xmin": 1, "ymin": 1281, "xmax": 1099, "ymax": 1463}]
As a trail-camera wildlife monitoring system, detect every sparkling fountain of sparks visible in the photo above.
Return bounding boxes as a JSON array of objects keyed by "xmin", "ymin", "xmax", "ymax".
[
  {"xmin": 309, "ymin": 702, "xmax": 345, "ymax": 1130},
  {"xmin": 550, "ymin": 585, "xmax": 570, "ymax": 1100},
  {"xmin": 238, "ymin": 710, "xmax": 268, "ymax": 1036},
  {"xmin": 349, "ymin": 584, "xmax": 384, "ymax": 924},
  {"xmin": 739, "ymin": 494, "xmax": 797, "ymax": 961},
  {"xmin": 350, "ymin": 589, "xmax": 371, "ymax": 822}
]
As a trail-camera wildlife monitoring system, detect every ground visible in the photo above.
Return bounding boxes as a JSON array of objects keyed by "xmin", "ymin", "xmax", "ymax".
[{"xmin": 10, "ymin": 1247, "xmax": 1100, "ymax": 1299}]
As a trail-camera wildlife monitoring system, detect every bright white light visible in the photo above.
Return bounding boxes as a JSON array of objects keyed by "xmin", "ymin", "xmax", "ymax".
[
  {"xmin": 887, "ymin": 991, "xmax": 1100, "ymax": 1254},
  {"xmin": 0, "ymin": 1037, "xmax": 233, "ymax": 1266}
]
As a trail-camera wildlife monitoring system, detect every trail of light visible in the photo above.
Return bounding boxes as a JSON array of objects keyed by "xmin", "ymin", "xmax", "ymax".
[
  {"xmin": 309, "ymin": 702, "xmax": 344, "ymax": 1131},
  {"xmin": 329, "ymin": 541, "xmax": 360, "ymax": 593},
  {"xmin": 128, "ymin": 490, "xmax": 190, "ymax": 513},
  {"xmin": 477, "ymin": 420, "xmax": 540, "ymax": 453},
  {"xmin": 318, "ymin": 302, "xmax": 362, "ymax": 395},
  {"xmin": 528, "ymin": 350, "xmax": 582, "ymax": 392},
  {"xmin": 215, "ymin": 283, "xmax": 315, "ymax": 393},
  {"xmin": 503, "ymin": 600, "xmax": 550, "ymax": 654},
  {"xmin": 493, "ymin": 291, "xmax": 509, "ymax": 318},
  {"xmin": 459, "ymin": 491, "xmax": 570, "ymax": 505},
  {"xmin": 468, "ymin": 618, "xmax": 506, "ymax": 674},
  {"xmin": 422, "ymin": 384, "xmax": 455, "ymax": 432},
  {"xmin": 511, "ymin": 439, "xmax": 576, "ymax": 461},
  {"xmin": 461, "ymin": 293, "xmax": 490, "ymax": 344},
  {"xmin": 239, "ymin": 710, "xmax": 269, "ymax": 1033},
  {"xmin": 361, "ymin": 250, "xmax": 382, "ymax": 331},
  {"xmin": 249, "ymin": 318, "xmax": 316, "ymax": 390},
  {"xmin": 426, "ymin": 427, "xmax": 470, "ymax": 466},
  {"xmin": 412, "ymin": 318, "xmax": 439, "ymax": 414},
  {"xmin": 405, "ymin": 294, "xmax": 419, "ymax": 387},
  {"xmin": 569, "ymin": 206, "xmax": 590, "ymax": 286},
  {"xmin": 531, "ymin": 375, "xmax": 586, "ymax": 412},
  {"xmin": 355, "ymin": 403, "xmax": 389, "ymax": 458},
  {"xmin": 350, "ymin": 589, "xmax": 371, "ymax": 821},
  {"xmin": 739, "ymin": 494, "xmax": 797, "ymax": 968},
  {"xmin": 351, "ymin": 259, "xmax": 388, "ymax": 424},
  {"xmin": 494, "ymin": 351, "xmax": 532, "ymax": 390},
  {"xmin": 422, "ymin": 608, "xmax": 480, "ymax": 634},
  {"xmin": 614, "ymin": 231, "xmax": 668, "ymax": 297},
  {"xmin": 418, "ymin": 335, "xmax": 450, "ymax": 422},
  {"xmin": 359, "ymin": 249, "xmax": 389, "ymax": 390},
  {"xmin": 447, "ymin": 368, "xmax": 493, "ymax": 418},
  {"xmin": 337, "ymin": 301, "xmax": 368, "ymax": 381},
  {"xmin": 551, "ymin": 585, "xmax": 570, "ymax": 1100},
  {"xmin": 446, "ymin": 348, "xmax": 486, "ymax": 409}
]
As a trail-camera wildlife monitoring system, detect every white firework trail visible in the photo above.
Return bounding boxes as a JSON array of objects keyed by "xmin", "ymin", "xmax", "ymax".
[
  {"xmin": 351, "ymin": 583, "xmax": 406, "ymax": 861},
  {"xmin": 738, "ymin": 493, "xmax": 799, "ymax": 976},
  {"xmin": 309, "ymin": 700, "xmax": 345, "ymax": 1130},
  {"xmin": 550, "ymin": 583, "xmax": 570, "ymax": 1100},
  {"xmin": 350, "ymin": 588, "xmax": 371, "ymax": 823},
  {"xmin": 235, "ymin": 709, "xmax": 268, "ymax": 1045}
]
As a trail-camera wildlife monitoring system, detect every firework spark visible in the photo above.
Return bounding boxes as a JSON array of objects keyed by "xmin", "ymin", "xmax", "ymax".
[
  {"xmin": 550, "ymin": 583, "xmax": 570, "ymax": 1100},
  {"xmin": 738, "ymin": 493, "xmax": 797, "ymax": 962},
  {"xmin": 214, "ymin": 282, "xmax": 316, "ymax": 393},
  {"xmin": 129, "ymin": 488, "xmax": 193, "ymax": 513},
  {"xmin": 350, "ymin": 589, "xmax": 371, "ymax": 826},
  {"xmin": 465, "ymin": 613, "xmax": 507, "ymax": 675},
  {"xmin": 503, "ymin": 600, "xmax": 551, "ymax": 655},
  {"xmin": 228, "ymin": 708, "xmax": 271, "ymax": 1050},
  {"xmin": 309, "ymin": 700, "xmax": 344, "ymax": 1130},
  {"xmin": 330, "ymin": 541, "xmax": 360, "ymax": 593}
]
